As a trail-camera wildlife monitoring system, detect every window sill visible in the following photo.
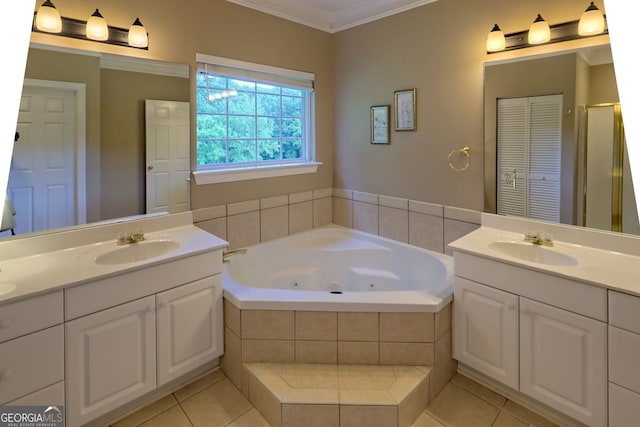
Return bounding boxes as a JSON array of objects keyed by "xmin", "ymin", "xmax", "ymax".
[{"xmin": 192, "ymin": 162, "xmax": 322, "ymax": 185}]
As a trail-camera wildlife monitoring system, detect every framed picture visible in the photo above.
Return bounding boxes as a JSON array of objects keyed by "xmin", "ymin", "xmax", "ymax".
[
  {"xmin": 394, "ymin": 89, "xmax": 416, "ymax": 131},
  {"xmin": 370, "ymin": 105, "xmax": 390, "ymax": 144}
]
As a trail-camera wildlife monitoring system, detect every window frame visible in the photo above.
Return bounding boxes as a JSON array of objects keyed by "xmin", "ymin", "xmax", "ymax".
[{"xmin": 193, "ymin": 53, "xmax": 320, "ymax": 185}]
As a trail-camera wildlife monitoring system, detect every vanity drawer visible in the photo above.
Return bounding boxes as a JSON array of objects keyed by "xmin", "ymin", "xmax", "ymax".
[
  {"xmin": 0, "ymin": 290, "xmax": 63, "ymax": 343},
  {"xmin": 0, "ymin": 325, "xmax": 64, "ymax": 404},
  {"xmin": 609, "ymin": 325, "xmax": 640, "ymax": 393},
  {"xmin": 609, "ymin": 290, "xmax": 640, "ymax": 333}
]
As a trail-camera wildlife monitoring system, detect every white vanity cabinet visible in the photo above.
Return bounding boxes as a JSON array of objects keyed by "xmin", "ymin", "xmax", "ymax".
[
  {"xmin": 453, "ymin": 253, "xmax": 608, "ymax": 427},
  {"xmin": 65, "ymin": 296, "xmax": 157, "ymax": 427},
  {"xmin": 608, "ymin": 290, "xmax": 640, "ymax": 427},
  {"xmin": 64, "ymin": 249, "xmax": 224, "ymax": 427},
  {"xmin": 0, "ymin": 290, "xmax": 64, "ymax": 406},
  {"xmin": 157, "ymin": 275, "xmax": 223, "ymax": 386}
]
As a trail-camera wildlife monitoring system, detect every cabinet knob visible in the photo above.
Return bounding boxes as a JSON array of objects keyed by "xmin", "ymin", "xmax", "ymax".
[
  {"xmin": 506, "ymin": 302, "xmax": 516, "ymax": 310},
  {"xmin": 521, "ymin": 305, "xmax": 530, "ymax": 314},
  {"xmin": 0, "ymin": 370, "xmax": 13, "ymax": 380},
  {"xmin": 147, "ymin": 305, "xmax": 155, "ymax": 313}
]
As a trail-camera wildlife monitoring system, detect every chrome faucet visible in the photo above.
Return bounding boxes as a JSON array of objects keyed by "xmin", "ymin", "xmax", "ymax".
[
  {"xmin": 524, "ymin": 231, "xmax": 553, "ymax": 246},
  {"xmin": 223, "ymin": 248, "xmax": 247, "ymax": 262},
  {"xmin": 117, "ymin": 230, "xmax": 145, "ymax": 245}
]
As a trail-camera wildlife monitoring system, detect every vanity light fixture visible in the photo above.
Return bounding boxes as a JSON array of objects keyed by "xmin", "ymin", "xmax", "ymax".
[
  {"xmin": 487, "ymin": 3, "xmax": 608, "ymax": 53},
  {"xmin": 486, "ymin": 24, "xmax": 506, "ymax": 52},
  {"xmin": 128, "ymin": 18, "xmax": 148, "ymax": 48},
  {"xmin": 86, "ymin": 9, "xmax": 108, "ymax": 41},
  {"xmin": 32, "ymin": 7, "xmax": 149, "ymax": 49},
  {"xmin": 34, "ymin": 0, "xmax": 62, "ymax": 33},
  {"xmin": 528, "ymin": 14, "xmax": 551, "ymax": 44},
  {"xmin": 578, "ymin": 2, "xmax": 606, "ymax": 36}
]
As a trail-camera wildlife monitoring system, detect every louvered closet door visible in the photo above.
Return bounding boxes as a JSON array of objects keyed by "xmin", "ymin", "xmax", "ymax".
[{"xmin": 497, "ymin": 95, "xmax": 562, "ymax": 222}]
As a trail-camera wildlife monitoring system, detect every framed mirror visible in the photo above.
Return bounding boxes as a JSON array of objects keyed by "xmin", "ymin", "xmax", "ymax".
[
  {"xmin": 484, "ymin": 43, "xmax": 640, "ymax": 235},
  {"xmin": 1, "ymin": 44, "xmax": 190, "ymax": 240}
]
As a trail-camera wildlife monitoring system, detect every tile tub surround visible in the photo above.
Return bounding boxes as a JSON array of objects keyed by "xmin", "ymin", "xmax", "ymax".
[
  {"xmin": 192, "ymin": 187, "xmax": 481, "ymax": 255},
  {"xmin": 220, "ymin": 299, "xmax": 456, "ymax": 403}
]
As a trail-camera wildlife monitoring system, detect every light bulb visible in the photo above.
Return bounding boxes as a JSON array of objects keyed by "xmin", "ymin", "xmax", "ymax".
[
  {"xmin": 528, "ymin": 14, "xmax": 550, "ymax": 44},
  {"xmin": 578, "ymin": 2, "xmax": 605, "ymax": 36},
  {"xmin": 86, "ymin": 9, "xmax": 108, "ymax": 41},
  {"xmin": 35, "ymin": 0, "xmax": 62, "ymax": 33},
  {"xmin": 486, "ymin": 24, "xmax": 506, "ymax": 52},
  {"xmin": 128, "ymin": 18, "xmax": 148, "ymax": 48}
]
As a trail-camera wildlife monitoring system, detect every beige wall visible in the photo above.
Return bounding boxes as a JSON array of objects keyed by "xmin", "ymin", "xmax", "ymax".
[{"xmin": 333, "ymin": 0, "xmax": 608, "ymax": 212}]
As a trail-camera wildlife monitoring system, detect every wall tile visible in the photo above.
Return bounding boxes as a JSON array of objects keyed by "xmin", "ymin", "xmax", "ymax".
[
  {"xmin": 435, "ymin": 302, "xmax": 452, "ymax": 340},
  {"xmin": 261, "ymin": 205, "xmax": 289, "ymax": 242},
  {"xmin": 227, "ymin": 211, "xmax": 260, "ymax": 249},
  {"xmin": 338, "ymin": 312, "xmax": 379, "ymax": 341},
  {"xmin": 379, "ymin": 195, "xmax": 409, "ymax": 210},
  {"xmin": 409, "ymin": 200, "xmax": 443, "ymax": 217},
  {"xmin": 261, "ymin": 194, "xmax": 289, "ymax": 209},
  {"xmin": 380, "ymin": 342, "xmax": 434, "ymax": 366},
  {"xmin": 409, "ymin": 212, "xmax": 444, "ymax": 253},
  {"xmin": 289, "ymin": 191, "xmax": 313, "ymax": 204},
  {"xmin": 192, "ymin": 204, "xmax": 226, "ymax": 222},
  {"xmin": 353, "ymin": 191, "xmax": 379, "ymax": 204},
  {"xmin": 228, "ymin": 199, "xmax": 260, "ymax": 216},
  {"xmin": 379, "ymin": 312, "xmax": 434, "ymax": 343},
  {"xmin": 444, "ymin": 206, "xmax": 481, "ymax": 224},
  {"xmin": 242, "ymin": 310, "xmax": 294, "ymax": 340},
  {"xmin": 224, "ymin": 299, "xmax": 241, "ymax": 336},
  {"xmin": 220, "ymin": 327, "xmax": 242, "ymax": 390},
  {"xmin": 333, "ymin": 197, "xmax": 353, "ymax": 228},
  {"xmin": 313, "ymin": 187, "xmax": 333, "ymax": 199},
  {"xmin": 443, "ymin": 218, "xmax": 480, "ymax": 256},
  {"xmin": 333, "ymin": 188, "xmax": 353, "ymax": 199},
  {"xmin": 313, "ymin": 197, "xmax": 333, "ymax": 227},
  {"xmin": 379, "ymin": 206, "xmax": 408, "ymax": 243},
  {"xmin": 338, "ymin": 341, "xmax": 379, "ymax": 364},
  {"xmin": 247, "ymin": 371, "xmax": 282, "ymax": 427},
  {"xmin": 295, "ymin": 340, "xmax": 338, "ymax": 363},
  {"xmin": 283, "ymin": 404, "xmax": 340, "ymax": 427},
  {"xmin": 242, "ymin": 340, "xmax": 295, "ymax": 363},
  {"xmin": 195, "ymin": 218, "xmax": 227, "ymax": 241},
  {"xmin": 353, "ymin": 201, "xmax": 379, "ymax": 235},
  {"xmin": 289, "ymin": 201, "xmax": 313, "ymax": 234},
  {"xmin": 398, "ymin": 376, "xmax": 430, "ymax": 427},
  {"xmin": 340, "ymin": 405, "xmax": 398, "ymax": 427},
  {"xmin": 295, "ymin": 311, "xmax": 337, "ymax": 341}
]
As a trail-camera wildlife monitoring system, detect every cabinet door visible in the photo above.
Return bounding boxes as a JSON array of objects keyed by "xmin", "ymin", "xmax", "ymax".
[
  {"xmin": 519, "ymin": 297, "xmax": 606, "ymax": 427},
  {"xmin": 157, "ymin": 275, "xmax": 223, "ymax": 386},
  {"xmin": 65, "ymin": 296, "xmax": 156, "ymax": 427},
  {"xmin": 453, "ymin": 277, "xmax": 519, "ymax": 389}
]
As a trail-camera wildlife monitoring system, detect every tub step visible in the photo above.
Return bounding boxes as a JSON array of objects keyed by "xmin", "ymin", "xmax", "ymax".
[{"xmin": 244, "ymin": 362, "xmax": 431, "ymax": 427}]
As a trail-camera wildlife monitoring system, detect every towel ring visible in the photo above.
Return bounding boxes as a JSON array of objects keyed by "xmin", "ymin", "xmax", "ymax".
[{"xmin": 448, "ymin": 146, "xmax": 470, "ymax": 171}]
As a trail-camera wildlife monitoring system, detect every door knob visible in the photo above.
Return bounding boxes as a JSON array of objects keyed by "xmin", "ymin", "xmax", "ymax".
[{"xmin": 147, "ymin": 165, "xmax": 154, "ymax": 170}]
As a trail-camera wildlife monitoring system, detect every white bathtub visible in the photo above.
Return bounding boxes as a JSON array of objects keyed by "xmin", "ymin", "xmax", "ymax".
[{"xmin": 222, "ymin": 226, "xmax": 454, "ymax": 312}]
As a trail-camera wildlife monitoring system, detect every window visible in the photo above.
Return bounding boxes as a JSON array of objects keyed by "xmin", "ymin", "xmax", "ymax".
[{"xmin": 193, "ymin": 54, "xmax": 319, "ymax": 184}]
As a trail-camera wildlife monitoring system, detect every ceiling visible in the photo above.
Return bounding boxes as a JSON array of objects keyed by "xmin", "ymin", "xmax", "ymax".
[{"xmin": 225, "ymin": 0, "xmax": 439, "ymax": 33}]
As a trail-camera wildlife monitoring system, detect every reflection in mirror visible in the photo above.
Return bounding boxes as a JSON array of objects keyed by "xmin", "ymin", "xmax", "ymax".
[
  {"xmin": 1, "ymin": 44, "xmax": 190, "ymax": 240},
  {"xmin": 484, "ymin": 44, "xmax": 640, "ymax": 235}
]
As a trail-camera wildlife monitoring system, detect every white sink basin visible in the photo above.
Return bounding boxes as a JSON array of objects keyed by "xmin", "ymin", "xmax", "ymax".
[
  {"xmin": 93, "ymin": 240, "xmax": 181, "ymax": 265},
  {"xmin": 0, "ymin": 283, "xmax": 16, "ymax": 296},
  {"xmin": 488, "ymin": 241, "xmax": 579, "ymax": 267}
]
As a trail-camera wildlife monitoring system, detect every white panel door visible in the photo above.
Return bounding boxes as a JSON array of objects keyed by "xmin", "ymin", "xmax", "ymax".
[
  {"xmin": 145, "ymin": 100, "xmax": 190, "ymax": 214},
  {"xmin": 453, "ymin": 277, "xmax": 519, "ymax": 389},
  {"xmin": 65, "ymin": 296, "xmax": 156, "ymax": 427},
  {"xmin": 9, "ymin": 85, "xmax": 76, "ymax": 234},
  {"xmin": 156, "ymin": 275, "xmax": 223, "ymax": 386},
  {"xmin": 519, "ymin": 297, "xmax": 607, "ymax": 427}
]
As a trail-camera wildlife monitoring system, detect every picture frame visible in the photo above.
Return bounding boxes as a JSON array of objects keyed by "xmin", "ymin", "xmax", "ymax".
[
  {"xmin": 394, "ymin": 89, "xmax": 416, "ymax": 131},
  {"xmin": 370, "ymin": 105, "xmax": 390, "ymax": 144}
]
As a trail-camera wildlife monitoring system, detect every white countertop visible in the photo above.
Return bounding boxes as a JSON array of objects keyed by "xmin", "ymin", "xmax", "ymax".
[
  {"xmin": 449, "ymin": 226, "xmax": 640, "ymax": 298},
  {"xmin": 0, "ymin": 214, "xmax": 228, "ymax": 305}
]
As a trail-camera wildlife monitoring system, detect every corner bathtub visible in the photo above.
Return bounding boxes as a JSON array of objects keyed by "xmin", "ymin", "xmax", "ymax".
[{"xmin": 222, "ymin": 226, "xmax": 454, "ymax": 312}]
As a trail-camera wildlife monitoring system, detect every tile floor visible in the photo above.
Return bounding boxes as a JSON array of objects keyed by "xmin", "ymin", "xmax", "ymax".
[{"xmin": 110, "ymin": 369, "xmax": 561, "ymax": 427}]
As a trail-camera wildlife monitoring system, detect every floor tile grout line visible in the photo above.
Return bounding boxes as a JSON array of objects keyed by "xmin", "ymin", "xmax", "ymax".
[{"xmin": 175, "ymin": 398, "xmax": 196, "ymax": 427}]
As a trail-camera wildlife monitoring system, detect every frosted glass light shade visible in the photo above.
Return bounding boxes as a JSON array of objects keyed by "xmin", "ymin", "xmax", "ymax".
[
  {"xmin": 579, "ymin": 2, "xmax": 605, "ymax": 36},
  {"xmin": 35, "ymin": 0, "xmax": 62, "ymax": 33},
  {"xmin": 528, "ymin": 14, "xmax": 550, "ymax": 44},
  {"xmin": 486, "ymin": 24, "xmax": 506, "ymax": 52},
  {"xmin": 128, "ymin": 18, "xmax": 148, "ymax": 48},
  {"xmin": 86, "ymin": 9, "xmax": 108, "ymax": 41}
]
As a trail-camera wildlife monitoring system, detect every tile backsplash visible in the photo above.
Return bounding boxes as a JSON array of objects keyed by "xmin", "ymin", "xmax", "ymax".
[{"xmin": 193, "ymin": 187, "xmax": 481, "ymax": 254}]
